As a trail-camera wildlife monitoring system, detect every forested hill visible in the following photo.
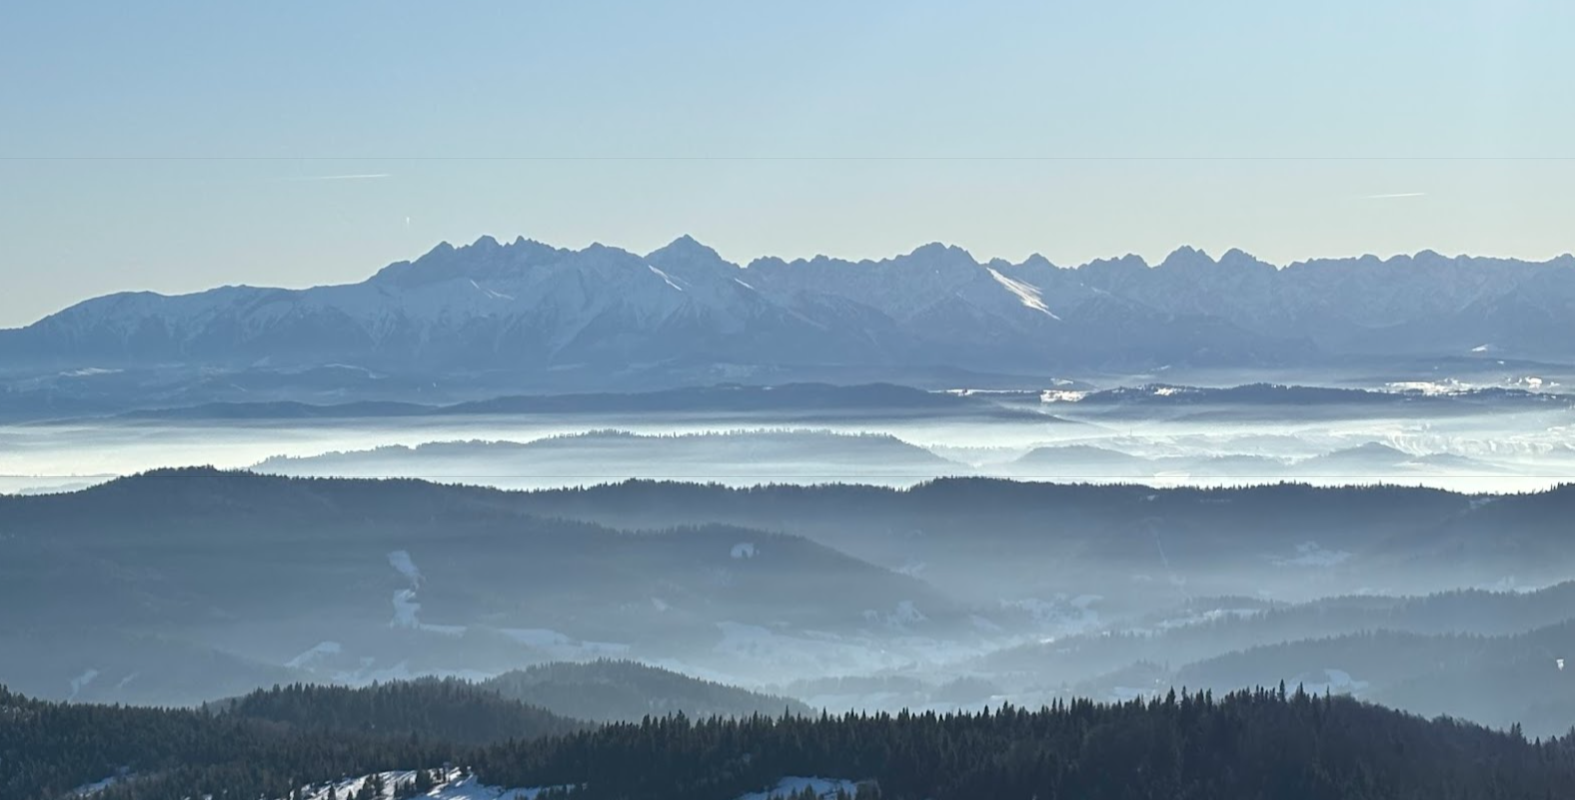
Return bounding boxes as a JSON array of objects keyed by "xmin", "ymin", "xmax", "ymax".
[
  {"xmin": 480, "ymin": 660, "xmax": 812, "ymax": 722},
  {"xmin": 474, "ymin": 686, "xmax": 1575, "ymax": 800},
  {"xmin": 12, "ymin": 682, "xmax": 1575, "ymax": 800},
  {"xmin": 217, "ymin": 679, "xmax": 586, "ymax": 745},
  {"xmin": 1, "ymin": 684, "xmax": 445, "ymax": 800},
  {"xmin": 1, "ymin": 679, "xmax": 583, "ymax": 800}
]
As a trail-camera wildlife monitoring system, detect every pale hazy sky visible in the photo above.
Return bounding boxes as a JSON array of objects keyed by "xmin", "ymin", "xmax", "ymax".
[{"xmin": 2, "ymin": 0, "xmax": 1572, "ymax": 326}]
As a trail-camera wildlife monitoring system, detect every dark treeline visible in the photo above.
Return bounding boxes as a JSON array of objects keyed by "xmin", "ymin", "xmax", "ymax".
[
  {"xmin": 11, "ymin": 682, "xmax": 1575, "ymax": 800},
  {"xmin": 506, "ymin": 477, "xmax": 1575, "ymax": 573},
  {"xmin": 2, "ymin": 684, "xmax": 445, "ymax": 800},
  {"xmin": 217, "ymin": 679, "xmax": 585, "ymax": 745},
  {"xmin": 0, "ymin": 678, "xmax": 576, "ymax": 800},
  {"xmin": 506, "ymin": 476, "xmax": 1480, "ymax": 522},
  {"xmin": 469, "ymin": 685, "xmax": 1575, "ymax": 800}
]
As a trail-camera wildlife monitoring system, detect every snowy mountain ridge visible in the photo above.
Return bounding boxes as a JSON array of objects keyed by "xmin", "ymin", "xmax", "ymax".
[{"xmin": 5, "ymin": 235, "xmax": 1574, "ymax": 382}]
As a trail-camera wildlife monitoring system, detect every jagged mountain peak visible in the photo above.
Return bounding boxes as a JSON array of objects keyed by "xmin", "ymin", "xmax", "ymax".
[
  {"xmin": 371, "ymin": 235, "xmax": 569, "ymax": 287},
  {"xmin": 647, "ymin": 234, "xmax": 729, "ymax": 266},
  {"xmin": 1083, "ymin": 253, "xmax": 1151, "ymax": 271},
  {"xmin": 1219, "ymin": 247, "xmax": 1264, "ymax": 265},
  {"xmin": 904, "ymin": 242, "xmax": 975, "ymax": 261},
  {"xmin": 1157, "ymin": 245, "xmax": 1215, "ymax": 268},
  {"xmin": 9, "ymin": 235, "xmax": 1575, "ymax": 386},
  {"xmin": 654, "ymin": 233, "xmax": 715, "ymax": 254}
]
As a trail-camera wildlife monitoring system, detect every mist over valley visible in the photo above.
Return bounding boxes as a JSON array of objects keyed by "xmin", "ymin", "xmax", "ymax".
[{"xmin": 6, "ymin": 241, "xmax": 1575, "ymax": 800}]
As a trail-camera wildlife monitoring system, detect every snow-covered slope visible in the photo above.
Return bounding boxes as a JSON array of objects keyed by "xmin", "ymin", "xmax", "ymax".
[
  {"xmin": 278, "ymin": 770, "xmax": 865, "ymax": 800},
  {"xmin": 5, "ymin": 236, "xmax": 1573, "ymax": 383},
  {"xmin": 282, "ymin": 769, "xmax": 565, "ymax": 800}
]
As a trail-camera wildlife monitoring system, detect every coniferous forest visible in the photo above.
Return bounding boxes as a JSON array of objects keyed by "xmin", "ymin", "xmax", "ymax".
[{"xmin": 8, "ymin": 680, "xmax": 1575, "ymax": 800}]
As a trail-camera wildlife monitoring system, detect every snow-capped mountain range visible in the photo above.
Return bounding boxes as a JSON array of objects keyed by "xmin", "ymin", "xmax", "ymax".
[{"xmin": 4, "ymin": 236, "xmax": 1573, "ymax": 384}]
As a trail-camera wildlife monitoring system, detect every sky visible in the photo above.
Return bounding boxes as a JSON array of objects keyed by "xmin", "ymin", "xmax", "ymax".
[{"xmin": 1, "ymin": 0, "xmax": 1572, "ymax": 327}]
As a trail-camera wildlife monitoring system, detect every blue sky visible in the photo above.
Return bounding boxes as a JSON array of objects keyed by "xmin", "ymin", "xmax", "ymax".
[{"xmin": 1, "ymin": 0, "xmax": 1571, "ymax": 325}]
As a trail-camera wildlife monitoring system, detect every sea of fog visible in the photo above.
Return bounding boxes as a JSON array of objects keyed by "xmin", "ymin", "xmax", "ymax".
[{"xmin": 4, "ymin": 403, "xmax": 1573, "ymax": 495}]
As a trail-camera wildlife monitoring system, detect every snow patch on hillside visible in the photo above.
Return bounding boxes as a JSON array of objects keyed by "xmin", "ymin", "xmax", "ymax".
[
  {"xmin": 1294, "ymin": 668, "xmax": 1370, "ymax": 695},
  {"xmin": 1040, "ymin": 389, "xmax": 1088, "ymax": 403},
  {"xmin": 985, "ymin": 267, "xmax": 1058, "ymax": 319},
  {"xmin": 385, "ymin": 550, "xmax": 463, "ymax": 633},
  {"xmin": 1385, "ymin": 380, "xmax": 1470, "ymax": 396},
  {"xmin": 735, "ymin": 776, "xmax": 865, "ymax": 800},
  {"xmin": 71, "ymin": 767, "xmax": 132, "ymax": 796},
  {"xmin": 286, "ymin": 770, "xmax": 862, "ymax": 800},
  {"xmin": 468, "ymin": 279, "xmax": 515, "ymax": 301},
  {"xmin": 285, "ymin": 770, "xmax": 571, "ymax": 800},
  {"xmin": 648, "ymin": 264, "xmax": 686, "ymax": 292},
  {"xmin": 1151, "ymin": 607, "xmax": 1263, "ymax": 632},
  {"xmin": 286, "ymin": 640, "xmax": 343, "ymax": 669}
]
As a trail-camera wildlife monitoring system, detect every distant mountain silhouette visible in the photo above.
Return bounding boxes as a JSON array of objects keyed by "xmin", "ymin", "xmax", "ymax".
[
  {"xmin": 252, "ymin": 429, "xmax": 964, "ymax": 482},
  {"xmin": 1003, "ymin": 439, "xmax": 1512, "ymax": 481},
  {"xmin": 119, "ymin": 382, "xmax": 1041, "ymax": 422},
  {"xmin": 4, "ymin": 236, "xmax": 1571, "ymax": 403}
]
